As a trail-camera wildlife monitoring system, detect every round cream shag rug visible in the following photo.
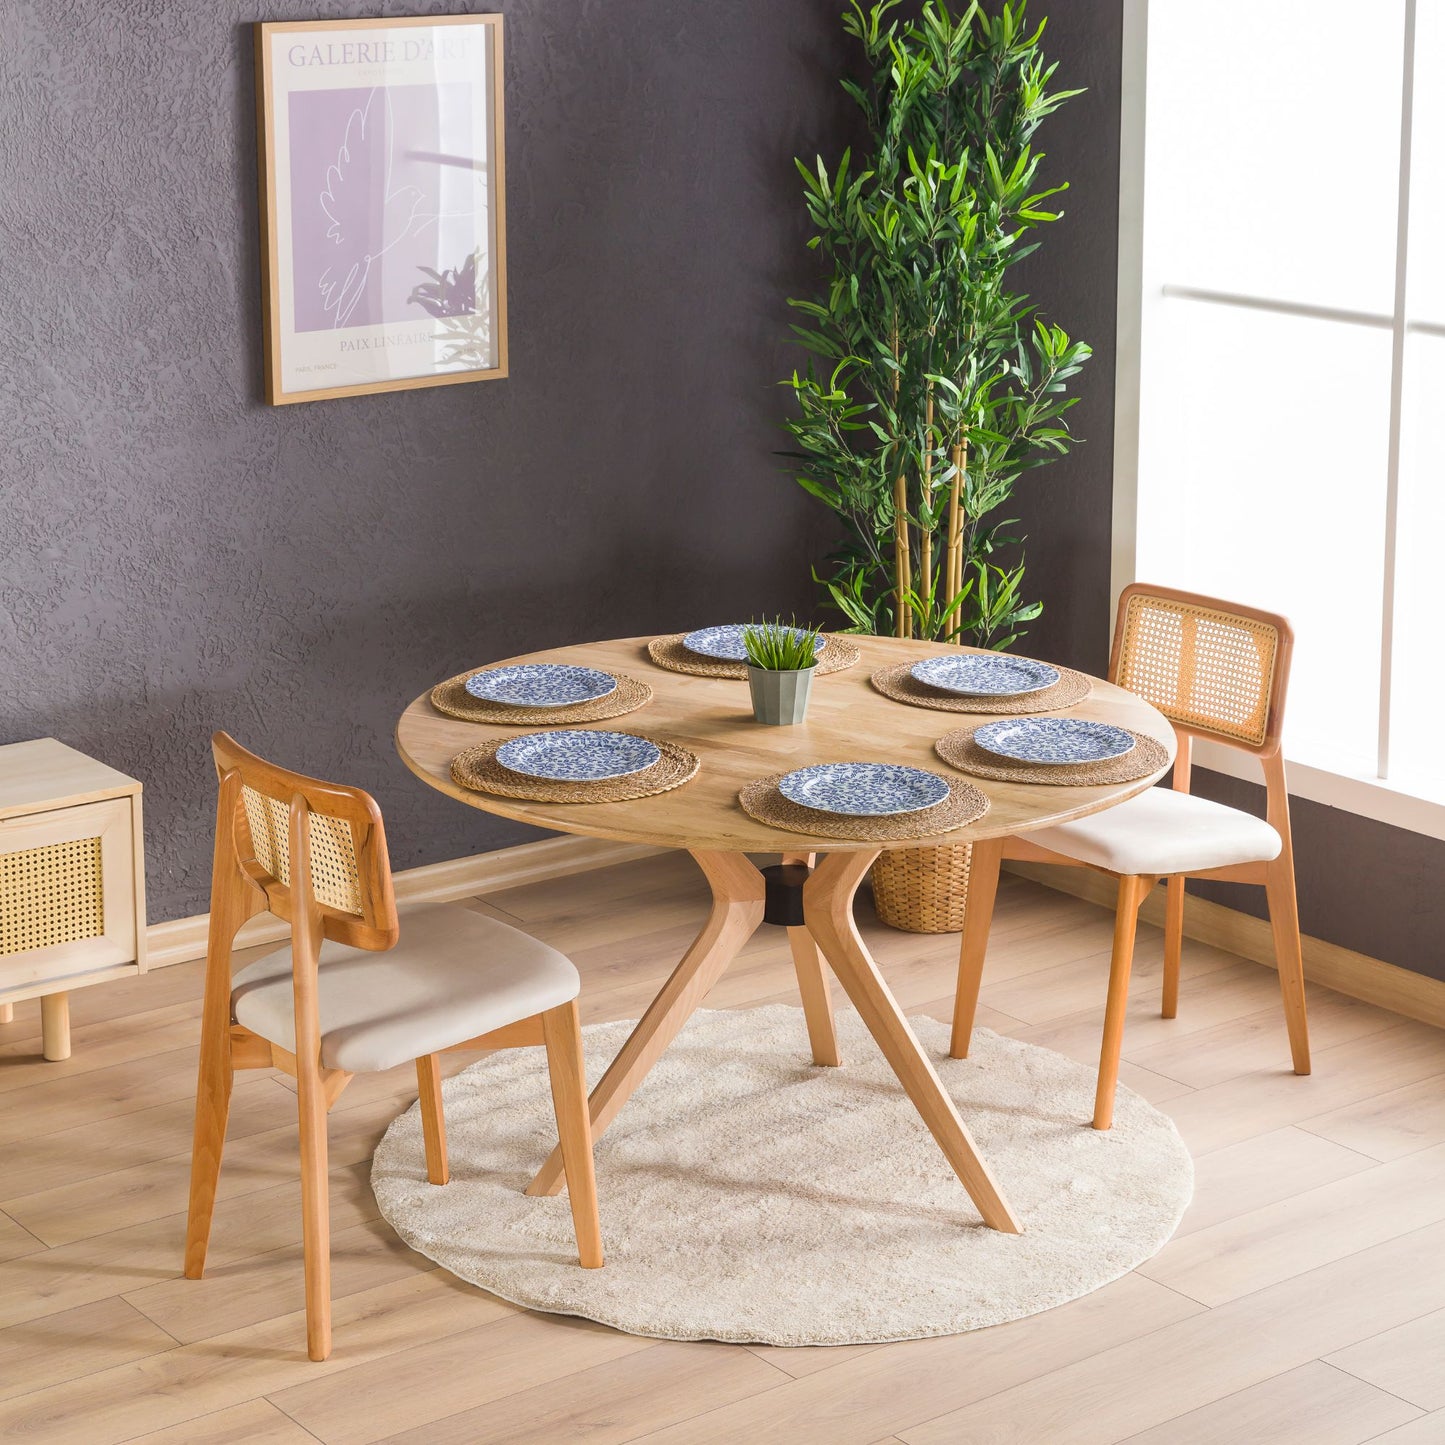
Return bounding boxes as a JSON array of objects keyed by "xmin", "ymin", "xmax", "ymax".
[{"xmin": 371, "ymin": 1006, "xmax": 1192, "ymax": 1346}]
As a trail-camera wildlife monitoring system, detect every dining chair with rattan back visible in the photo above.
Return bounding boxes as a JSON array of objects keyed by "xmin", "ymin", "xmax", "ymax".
[
  {"xmin": 184, "ymin": 732, "xmax": 602, "ymax": 1361},
  {"xmin": 949, "ymin": 584, "xmax": 1310, "ymax": 1129}
]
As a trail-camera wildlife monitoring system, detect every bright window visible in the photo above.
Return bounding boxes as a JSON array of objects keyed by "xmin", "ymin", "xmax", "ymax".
[{"xmin": 1127, "ymin": 0, "xmax": 1445, "ymax": 817}]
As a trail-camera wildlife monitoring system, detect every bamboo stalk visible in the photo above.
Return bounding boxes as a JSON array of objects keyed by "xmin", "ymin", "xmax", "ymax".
[
  {"xmin": 893, "ymin": 471, "xmax": 911, "ymax": 637},
  {"xmin": 954, "ymin": 435, "xmax": 968, "ymax": 600},
  {"xmin": 958, "ymin": 434, "xmax": 969, "ymax": 601},
  {"xmin": 890, "ymin": 321, "xmax": 911, "ymax": 638},
  {"xmin": 944, "ymin": 438, "xmax": 966, "ymax": 639},
  {"xmin": 918, "ymin": 387, "xmax": 935, "ymax": 624}
]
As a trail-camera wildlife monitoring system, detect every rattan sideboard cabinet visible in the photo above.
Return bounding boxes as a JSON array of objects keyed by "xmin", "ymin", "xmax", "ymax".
[{"xmin": 0, "ymin": 739, "xmax": 147, "ymax": 1060}]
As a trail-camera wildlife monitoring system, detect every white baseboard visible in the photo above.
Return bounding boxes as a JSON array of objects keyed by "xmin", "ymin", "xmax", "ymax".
[
  {"xmin": 145, "ymin": 836, "xmax": 667, "ymax": 970},
  {"xmin": 1006, "ymin": 861, "xmax": 1445, "ymax": 1031}
]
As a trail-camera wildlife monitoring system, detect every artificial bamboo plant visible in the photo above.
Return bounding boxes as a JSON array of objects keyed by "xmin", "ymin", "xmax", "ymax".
[{"xmin": 784, "ymin": 0, "xmax": 1091, "ymax": 646}]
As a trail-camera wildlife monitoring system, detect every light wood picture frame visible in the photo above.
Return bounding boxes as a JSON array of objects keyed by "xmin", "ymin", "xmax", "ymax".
[{"xmin": 254, "ymin": 14, "xmax": 507, "ymax": 405}]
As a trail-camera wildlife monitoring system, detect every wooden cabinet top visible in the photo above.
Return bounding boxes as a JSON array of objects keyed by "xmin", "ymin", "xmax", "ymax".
[{"xmin": 0, "ymin": 739, "xmax": 142, "ymax": 821}]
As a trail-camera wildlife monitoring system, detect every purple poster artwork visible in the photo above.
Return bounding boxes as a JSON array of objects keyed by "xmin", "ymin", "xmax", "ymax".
[{"xmin": 287, "ymin": 83, "xmax": 485, "ymax": 333}]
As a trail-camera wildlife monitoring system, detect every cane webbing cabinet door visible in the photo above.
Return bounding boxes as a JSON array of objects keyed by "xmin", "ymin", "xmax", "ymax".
[{"xmin": 0, "ymin": 739, "xmax": 147, "ymax": 1059}]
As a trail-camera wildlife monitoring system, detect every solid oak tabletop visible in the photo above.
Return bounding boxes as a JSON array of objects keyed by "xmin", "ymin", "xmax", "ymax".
[{"xmin": 394, "ymin": 634, "xmax": 1176, "ymax": 854}]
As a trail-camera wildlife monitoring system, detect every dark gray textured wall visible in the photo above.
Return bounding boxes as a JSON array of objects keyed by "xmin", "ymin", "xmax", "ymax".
[
  {"xmin": 1189, "ymin": 773, "xmax": 1445, "ymax": 982},
  {"xmin": 1006, "ymin": 0, "xmax": 1123, "ymax": 680},
  {"xmin": 0, "ymin": 0, "xmax": 846, "ymax": 919}
]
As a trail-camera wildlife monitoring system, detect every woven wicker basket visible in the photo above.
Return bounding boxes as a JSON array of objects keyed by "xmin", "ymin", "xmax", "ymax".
[{"xmin": 869, "ymin": 843, "xmax": 972, "ymax": 933}]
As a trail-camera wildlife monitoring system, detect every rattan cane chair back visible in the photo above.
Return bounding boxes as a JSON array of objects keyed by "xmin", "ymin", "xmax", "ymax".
[
  {"xmin": 211, "ymin": 732, "xmax": 399, "ymax": 951},
  {"xmin": 240, "ymin": 786, "xmax": 362, "ymax": 914},
  {"xmin": 1109, "ymin": 584, "xmax": 1293, "ymax": 756}
]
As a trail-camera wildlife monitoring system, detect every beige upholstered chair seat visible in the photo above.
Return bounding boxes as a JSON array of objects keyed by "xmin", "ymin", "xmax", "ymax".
[
  {"xmin": 232, "ymin": 902, "xmax": 579, "ymax": 1074},
  {"xmin": 1029, "ymin": 786, "xmax": 1282, "ymax": 878}
]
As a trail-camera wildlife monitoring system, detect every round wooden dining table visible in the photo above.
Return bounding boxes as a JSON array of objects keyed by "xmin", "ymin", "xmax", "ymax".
[{"xmin": 395, "ymin": 633, "xmax": 1175, "ymax": 1234}]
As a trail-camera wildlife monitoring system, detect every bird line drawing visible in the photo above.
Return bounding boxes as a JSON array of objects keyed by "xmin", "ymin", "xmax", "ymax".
[{"xmin": 314, "ymin": 86, "xmax": 482, "ymax": 329}]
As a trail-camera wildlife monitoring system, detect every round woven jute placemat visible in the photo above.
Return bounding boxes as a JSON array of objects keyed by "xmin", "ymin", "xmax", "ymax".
[
  {"xmin": 870, "ymin": 661, "xmax": 1092, "ymax": 715},
  {"xmin": 738, "ymin": 771, "xmax": 988, "ymax": 841},
  {"xmin": 430, "ymin": 670, "xmax": 653, "ymax": 726},
  {"xmin": 646, "ymin": 634, "xmax": 862, "ymax": 680},
  {"xmin": 451, "ymin": 737, "xmax": 699, "ymax": 803},
  {"xmin": 935, "ymin": 726, "xmax": 1169, "ymax": 786}
]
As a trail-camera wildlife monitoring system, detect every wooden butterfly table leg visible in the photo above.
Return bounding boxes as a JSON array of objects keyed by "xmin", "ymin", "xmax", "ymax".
[
  {"xmin": 526, "ymin": 843, "xmax": 1019, "ymax": 1234},
  {"xmin": 527, "ymin": 849, "xmax": 766, "ymax": 1196},
  {"xmin": 782, "ymin": 851, "xmax": 841, "ymax": 1067},
  {"xmin": 804, "ymin": 849, "xmax": 1022, "ymax": 1234}
]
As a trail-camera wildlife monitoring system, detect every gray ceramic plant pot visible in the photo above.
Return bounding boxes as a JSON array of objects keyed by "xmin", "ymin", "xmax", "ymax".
[{"xmin": 747, "ymin": 663, "xmax": 816, "ymax": 725}]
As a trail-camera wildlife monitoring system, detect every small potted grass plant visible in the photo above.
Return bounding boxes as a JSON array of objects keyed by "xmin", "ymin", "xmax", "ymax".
[{"xmin": 742, "ymin": 619, "xmax": 824, "ymax": 725}]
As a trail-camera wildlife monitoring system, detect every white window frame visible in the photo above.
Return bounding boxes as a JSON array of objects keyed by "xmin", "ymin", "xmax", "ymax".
[{"xmin": 1111, "ymin": 0, "xmax": 1445, "ymax": 843}]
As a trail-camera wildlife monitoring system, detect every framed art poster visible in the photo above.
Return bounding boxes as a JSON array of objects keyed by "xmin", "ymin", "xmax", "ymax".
[{"xmin": 254, "ymin": 14, "xmax": 506, "ymax": 405}]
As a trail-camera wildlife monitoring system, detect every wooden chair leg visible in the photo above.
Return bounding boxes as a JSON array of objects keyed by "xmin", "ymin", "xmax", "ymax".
[
  {"xmin": 950, "ymin": 838, "xmax": 1004, "ymax": 1059},
  {"xmin": 1094, "ymin": 874, "xmax": 1155, "ymax": 1131},
  {"xmin": 296, "ymin": 1070, "xmax": 333, "ymax": 1360},
  {"xmin": 1161, "ymin": 875, "xmax": 1185, "ymax": 1019},
  {"xmin": 540, "ymin": 1001, "xmax": 603, "ymax": 1268},
  {"xmin": 184, "ymin": 971, "xmax": 237, "ymax": 1281},
  {"xmin": 183, "ymin": 1057, "xmax": 233, "ymax": 1278},
  {"xmin": 416, "ymin": 1055, "xmax": 450, "ymax": 1185},
  {"xmin": 187, "ymin": 775, "xmax": 265, "ymax": 1282},
  {"xmin": 1265, "ymin": 858, "xmax": 1311, "ymax": 1075}
]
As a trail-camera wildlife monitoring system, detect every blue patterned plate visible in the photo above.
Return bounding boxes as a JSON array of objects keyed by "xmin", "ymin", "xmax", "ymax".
[
  {"xmin": 495, "ymin": 730, "xmax": 661, "ymax": 781},
  {"xmin": 778, "ymin": 763, "xmax": 951, "ymax": 816},
  {"xmin": 682, "ymin": 624, "xmax": 827, "ymax": 663},
  {"xmin": 910, "ymin": 654, "xmax": 1060, "ymax": 698},
  {"xmin": 464, "ymin": 664, "xmax": 618, "ymax": 708},
  {"xmin": 973, "ymin": 718, "xmax": 1136, "ymax": 766}
]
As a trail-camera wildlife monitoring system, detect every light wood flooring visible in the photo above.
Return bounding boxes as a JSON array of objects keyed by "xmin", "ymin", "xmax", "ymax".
[{"xmin": 1, "ymin": 852, "xmax": 1443, "ymax": 1443}]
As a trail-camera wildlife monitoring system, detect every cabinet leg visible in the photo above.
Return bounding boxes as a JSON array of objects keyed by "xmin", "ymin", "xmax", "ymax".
[{"xmin": 41, "ymin": 993, "xmax": 70, "ymax": 1062}]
